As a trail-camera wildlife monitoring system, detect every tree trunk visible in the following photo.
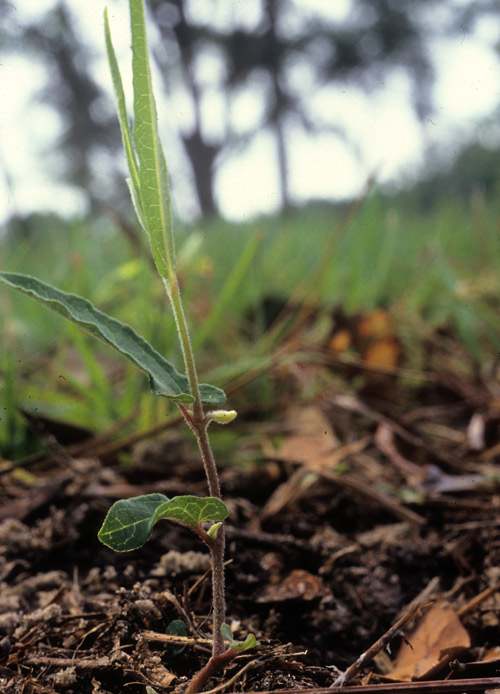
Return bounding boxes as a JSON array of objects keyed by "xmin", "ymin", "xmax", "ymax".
[{"xmin": 182, "ymin": 131, "xmax": 218, "ymax": 218}]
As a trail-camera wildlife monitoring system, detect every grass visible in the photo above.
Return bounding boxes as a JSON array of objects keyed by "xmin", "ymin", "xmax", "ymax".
[
  {"xmin": 2, "ymin": 185, "xmax": 500, "ymax": 457},
  {"xmin": 197, "ymin": 191, "xmax": 500, "ymax": 354}
]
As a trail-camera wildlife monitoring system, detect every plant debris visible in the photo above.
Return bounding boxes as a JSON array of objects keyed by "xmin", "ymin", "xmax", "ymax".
[{"xmin": 1, "ymin": 329, "xmax": 500, "ymax": 693}]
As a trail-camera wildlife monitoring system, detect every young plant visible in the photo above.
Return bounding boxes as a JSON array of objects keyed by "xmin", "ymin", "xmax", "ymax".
[{"xmin": 0, "ymin": 0, "xmax": 255, "ymax": 690}]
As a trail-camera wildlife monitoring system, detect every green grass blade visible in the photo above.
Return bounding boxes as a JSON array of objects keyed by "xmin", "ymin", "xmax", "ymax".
[
  {"xmin": 194, "ymin": 230, "xmax": 263, "ymax": 350},
  {"xmin": 130, "ymin": 0, "xmax": 174, "ymax": 281},
  {"xmin": 65, "ymin": 323, "xmax": 117, "ymax": 421},
  {"xmin": 98, "ymin": 493, "xmax": 228, "ymax": 551},
  {"xmin": 0, "ymin": 272, "xmax": 226, "ymax": 405}
]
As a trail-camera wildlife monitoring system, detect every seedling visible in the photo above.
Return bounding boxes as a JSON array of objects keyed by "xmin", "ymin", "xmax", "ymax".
[{"xmin": 0, "ymin": 0, "xmax": 255, "ymax": 690}]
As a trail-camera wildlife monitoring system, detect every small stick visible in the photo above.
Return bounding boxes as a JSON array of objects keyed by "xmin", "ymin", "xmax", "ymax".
[
  {"xmin": 141, "ymin": 630, "xmax": 213, "ymax": 647},
  {"xmin": 330, "ymin": 602, "xmax": 427, "ymax": 688},
  {"xmin": 240, "ymin": 677, "xmax": 500, "ymax": 694},
  {"xmin": 456, "ymin": 581, "xmax": 500, "ymax": 617}
]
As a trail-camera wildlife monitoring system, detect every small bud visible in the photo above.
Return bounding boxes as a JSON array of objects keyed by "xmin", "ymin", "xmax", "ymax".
[
  {"xmin": 208, "ymin": 521, "xmax": 223, "ymax": 539},
  {"xmin": 206, "ymin": 409, "xmax": 237, "ymax": 425}
]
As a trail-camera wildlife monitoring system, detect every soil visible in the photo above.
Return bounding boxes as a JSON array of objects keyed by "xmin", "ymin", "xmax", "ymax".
[{"xmin": 1, "ymin": 339, "xmax": 500, "ymax": 694}]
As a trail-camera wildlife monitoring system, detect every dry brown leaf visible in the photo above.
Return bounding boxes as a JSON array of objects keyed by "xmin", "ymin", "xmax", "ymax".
[
  {"xmin": 482, "ymin": 646, "xmax": 500, "ymax": 661},
  {"xmin": 150, "ymin": 664, "xmax": 177, "ymax": 687},
  {"xmin": 268, "ymin": 406, "xmax": 339, "ymax": 465},
  {"xmin": 261, "ymin": 406, "xmax": 369, "ymax": 518},
  {"xmin": 388, "ymin": 601, "xmax": 470, "ymax": 681},
  {"xmin": 265, "ymin": 405, "xmax": 368, "ymax": 473}
]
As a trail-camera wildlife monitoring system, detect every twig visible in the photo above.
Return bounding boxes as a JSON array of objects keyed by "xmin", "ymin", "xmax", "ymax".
[
  {"xmin": 330, "ymin": 602, "xmax": 427, "ymax": 688},
  {"xmin": 141, "ymin": 630, "xmax": 213, "ymax": 647},
  {"xmin": 233, "ymin": 678, "xmax": 500, "ymax": 694},
  {"xmin": 456, "ymin": 582, "xmax": 500, "ymax": 617},
  {"xmin": 321, "ymin": 471, "xmax": 426, "ymax": 526},
  {"xmin": 24, "ymin": 655, "xmax": 111, "ymax": 670}
]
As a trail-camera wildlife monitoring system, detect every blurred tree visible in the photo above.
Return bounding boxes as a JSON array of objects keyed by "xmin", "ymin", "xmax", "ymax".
[
  {"xmin": 149, "ymin": 0, "xmax": 220, "ymax": 216},
  {"xmin": 147, "ymin": 0, "xmax": 500, "ymax": 216},
  {"xmin": 400, "ymin": 140, "xmax": 500, "ymax": 211},
  {"xmin": 2, "ymin": 0, "xmax": 500, "ymax": 219},
  {"xmin": 6, "ymin": 1, "xmax": 123, "ymax": 214}
]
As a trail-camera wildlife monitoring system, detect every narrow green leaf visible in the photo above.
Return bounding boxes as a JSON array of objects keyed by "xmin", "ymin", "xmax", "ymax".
[
  {"xmin": 126, "ymin": 177, "xmax": 148, "ymax": 233},
  {"xmin": 0, "ymin": 272, "xmax": 226, "ymax": 405},
  {"xmin": 98, "ymin": 493, "xmax": 168, "ymax": 551},
  {"xmin": 194, "ymin": 230, "xmax": 263, "ymax": 350},
  {"xmin": 98, "ymin": 493, "xmax": 228, "ymax": 551},
  {"xmin": 104, "ymin": 8, "xmax": 141, "ymax": 208},
  {"xmin": 130, "ymin": 0, "xmax": 175, "ymax": 281}
]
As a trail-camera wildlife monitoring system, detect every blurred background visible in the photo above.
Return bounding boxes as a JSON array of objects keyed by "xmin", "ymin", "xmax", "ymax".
[
  {"xmin": 2, "ymin": 0, "xmax": 500, "ymax": 460},
  {"xmin": 1, "ymin": 0, "xmax": 500, "ymax": 223}
]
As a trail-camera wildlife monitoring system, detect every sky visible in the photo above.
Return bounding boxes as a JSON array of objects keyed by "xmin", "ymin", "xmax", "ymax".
[{"xmin": 0, "ymin": 0, "xmax": 499, "ymax": 224}]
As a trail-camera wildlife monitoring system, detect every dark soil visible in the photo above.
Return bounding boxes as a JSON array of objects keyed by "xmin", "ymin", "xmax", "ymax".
[{"xmin": 2, "ymin": 347, "xmax": 500, "ymax": 694}]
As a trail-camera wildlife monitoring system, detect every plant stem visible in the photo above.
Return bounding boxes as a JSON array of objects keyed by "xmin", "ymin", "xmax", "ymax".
[
  {"xmin": 185, "ymin": 647, "xmax": 239, "ymax": 694},
  {"xmin": 164, "ymin": 277, "xmax": 203, "ymax": 421},
  {"xmin": 193, "ymin": 420, "xmax": 222, "ymax": 500},
  {"xmin": 209, "ymin": 528, "xmax": 226, "ymax": 656},
  {"xmin": 179, "ymin": 408, "xmax": 226, "ymax": 656},
  {"xmin": 166, "ymin": 277, "xmax": 226, "ymax": 657}
]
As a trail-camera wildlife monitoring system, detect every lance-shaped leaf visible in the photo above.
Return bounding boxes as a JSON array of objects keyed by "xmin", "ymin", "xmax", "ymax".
[
  {"xmin": 0, "ymin": 272, "xmax": 226, "ymax": 405},
  {"xmin": 98, "ymin": 493, "xmax": 229, "ymax": 551},
  {"xmin": 104, "ymin": 8, "xmax": 141, "ymax": 216},
  {"xmin": 104, "ymin": 8, "xmax": 149, "ymax": 235},
  {"xmin": 130, "ymin": 0, "xmax": 175, "ymax": 282}
]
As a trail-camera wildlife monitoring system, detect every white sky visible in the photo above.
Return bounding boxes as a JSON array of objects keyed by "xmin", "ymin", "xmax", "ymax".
[{"xmin": 0, "ymin": 0, "xmax": 499, "ymax": 224}]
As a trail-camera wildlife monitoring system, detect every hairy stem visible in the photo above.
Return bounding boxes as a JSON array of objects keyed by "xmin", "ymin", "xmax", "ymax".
[
  {"xmin": 193, "ymin": 420, "xmax": 222, "ymax": 500},
  {"xmin": 180, "ymin": 407, "xmax": 226, "ymax": 655},
  {"xmin": 168, "ymin": 281, "xmax": 226, "ymax": 658},
  {"xmin": 210, "ymin": 529, "xmax": 226, "ymax": 656}
]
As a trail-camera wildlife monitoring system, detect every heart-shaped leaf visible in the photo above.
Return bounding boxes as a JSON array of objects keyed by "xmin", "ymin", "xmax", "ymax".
[
  {"xmin": 154, "ymin": 495, "xmax": 229, "ymax": 531},
  {"xmin": 0, "ymin": 272, "xmax": 226, "ymax": 405},
  {"xmin": 98, "ymin": 493, "xmax": 228, "ymax": 551},
  {"xmin": 98, "ymin": 493, "xmax": 168, "ymax": 551}
]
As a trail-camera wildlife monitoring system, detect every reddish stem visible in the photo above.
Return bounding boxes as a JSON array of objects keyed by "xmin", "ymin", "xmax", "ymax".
[{"xmin": 185, "ymin": 648, "xmax": 238, "ymax": 694}]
